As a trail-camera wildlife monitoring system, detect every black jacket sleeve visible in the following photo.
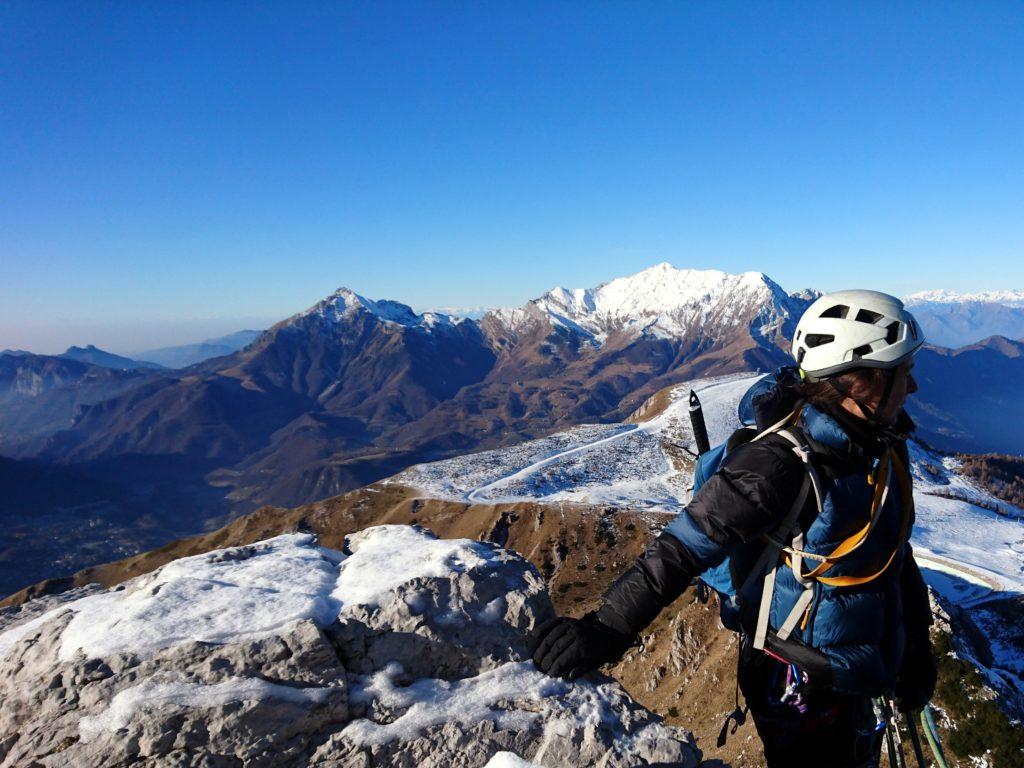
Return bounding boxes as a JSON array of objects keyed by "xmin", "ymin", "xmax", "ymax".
[
  {"xmin": 595, "ymin": 435, "xmax": 807, "ymax": 637},
  {"xmin": 899, "ymin": 544, "xmax": 933, "ymax": 645}
]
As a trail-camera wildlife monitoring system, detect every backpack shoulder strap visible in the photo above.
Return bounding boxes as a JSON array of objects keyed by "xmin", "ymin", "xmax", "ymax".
[{"xmin": 736, "ymin": 404, "xmax": 830, "ymax": 651}]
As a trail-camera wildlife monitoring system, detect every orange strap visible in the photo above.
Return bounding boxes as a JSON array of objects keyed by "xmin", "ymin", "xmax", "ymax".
[{"xmin": 784, "ymin": 449, "xmax": 912, "ymax": 587}]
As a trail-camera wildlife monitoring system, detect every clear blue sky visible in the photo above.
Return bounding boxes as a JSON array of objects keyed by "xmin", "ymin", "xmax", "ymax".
[{"xmin": 3, "ymin": 2, "xmax": 1023, "ymax": 354}]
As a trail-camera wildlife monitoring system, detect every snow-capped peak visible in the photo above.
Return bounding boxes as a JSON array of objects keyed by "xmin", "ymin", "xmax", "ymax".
[
  {"xmin": 490, "ymin": 263, "xmax": 804, "ymax": 344},
  {"xmin": 904, "ymin": 289, "xmax": 1024, "ymax": 308},
  {"xmin": 301, "ymin": 287, "xmax": 463, "ymax": 331}
]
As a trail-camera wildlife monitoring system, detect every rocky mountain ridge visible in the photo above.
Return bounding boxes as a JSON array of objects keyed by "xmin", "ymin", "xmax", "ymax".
[{"xmin": 487, "ymin": 264, "xmax": 807, "ymax": 348}]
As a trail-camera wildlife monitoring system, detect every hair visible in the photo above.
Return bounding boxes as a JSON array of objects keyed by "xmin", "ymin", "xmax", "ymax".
[{"xmin": 795, "ymin": 367, "xmax": 889, "ymax": 412}]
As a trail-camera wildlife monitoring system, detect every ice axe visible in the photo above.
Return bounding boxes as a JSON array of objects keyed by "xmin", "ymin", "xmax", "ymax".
[{"xmin": 688, "ymin": 390, "xmax": 711, "ymax": 455}]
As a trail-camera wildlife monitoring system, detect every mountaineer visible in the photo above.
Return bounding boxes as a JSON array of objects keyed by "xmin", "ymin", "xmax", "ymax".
[{"xmin": 529, "ymin": 290, "xmax": 937, "ymax": 767}]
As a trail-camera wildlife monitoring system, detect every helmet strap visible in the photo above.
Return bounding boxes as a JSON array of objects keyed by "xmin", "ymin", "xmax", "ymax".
[{"xmin": 875, "ymin": 369, "xmax": 898, "ymax": 420}]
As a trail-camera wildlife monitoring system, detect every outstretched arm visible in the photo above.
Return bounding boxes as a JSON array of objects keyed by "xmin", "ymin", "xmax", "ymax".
[
  {"xmin": 597, "ymin": 436, "xmax": 807, "ymax": 637},
  {"xmin": 530, "ymin": 435, "xmax": 805, "ymax": 677}
]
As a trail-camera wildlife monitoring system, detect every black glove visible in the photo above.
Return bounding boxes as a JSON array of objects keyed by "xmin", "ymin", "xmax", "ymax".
[
  {"xmin": 527, "ymin": 613, "xmax": 634, "ymax": 679},
  {"xmin": 894, "ymin": 637, "xmax": 937, "ymax": 712}
]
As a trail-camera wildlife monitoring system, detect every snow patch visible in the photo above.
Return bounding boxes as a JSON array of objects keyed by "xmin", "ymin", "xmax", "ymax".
[
  {"xmin": 334, "ymin": 525, "xmax": 495, "ymax": 609},
  {"xmin": 78, "ymin": 677, "xmax": 333, "ymax": 742},
  {"xmin": 343, "ymin": 661, "xmax": 565, "ymax": 746},
  {"xmin": 57, "ymin": 534, "xmax": 342, "ymax": 662},
  {"xmin": 484, "ymin": 752, "xmax": 544, "ymax": 768}
]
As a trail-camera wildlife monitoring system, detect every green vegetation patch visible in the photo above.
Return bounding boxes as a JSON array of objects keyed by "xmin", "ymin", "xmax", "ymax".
[{"xmin": 933, "ymin": 631, "xmax": 1024, "ymax": 768}]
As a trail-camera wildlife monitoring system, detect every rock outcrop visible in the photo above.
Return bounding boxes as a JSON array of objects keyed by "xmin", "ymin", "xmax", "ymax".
[{"xmin": 0, "ymin": 526, "xmax": 701, "ymax": 767}]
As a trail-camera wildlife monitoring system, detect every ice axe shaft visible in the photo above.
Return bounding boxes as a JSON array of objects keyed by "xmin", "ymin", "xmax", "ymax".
[{"xmin": 688, "ymin": 390, "xmax": 711, "ymax": 455}]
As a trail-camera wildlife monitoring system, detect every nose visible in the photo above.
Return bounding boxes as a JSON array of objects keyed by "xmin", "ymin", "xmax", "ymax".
[{"xmin": 907, "ymin": 373, "xmax": 918, "ymax": 395}]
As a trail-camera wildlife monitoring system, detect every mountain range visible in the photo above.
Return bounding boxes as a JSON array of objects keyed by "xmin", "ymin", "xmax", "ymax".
[
  {"xmin": 0, "ymin": 263, "xmax": 1021, "ymax": 597},
  {"xmin": 904, "ymin": 289, "xmax": 1024, "ymax": 348}
]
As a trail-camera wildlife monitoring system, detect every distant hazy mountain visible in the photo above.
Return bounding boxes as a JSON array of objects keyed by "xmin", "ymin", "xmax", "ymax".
[
  {"xmin": 908, "ymin": 335, "xmax": 1024, "ymax": 455},
  {"xmin": 0, "ymin": 352, "xmax": 153, "ymax": 456},
  {"xmin": 60, "ymin": 344, "xmax": 163, "ymax": 371},
  {"xmin": 904, "ymin": 289, "xmax": 1024, "ymax": 348},
  {"xmin": 134, "ymin": 329, "xmax": 263, "ymax": 369}
]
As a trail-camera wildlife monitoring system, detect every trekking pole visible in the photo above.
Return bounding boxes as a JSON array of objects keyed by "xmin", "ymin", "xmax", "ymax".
[
  {"xmin": 886, "ymin": 696, "xmax": 908, "ymax": 768},
  {"xmin": 921, "ymin": 706, "xmax": 950, "ymax": 768},
  {"xmin": 906, "ymin": 710, "xmax": 928, "ymax": 768},
  {"xmin": 688, "ymin": 390, "xmax": 711, "ymax": 455},
  {"xmin": 877, "ymin": 696, "xmax": 901, "ymax": 768}
]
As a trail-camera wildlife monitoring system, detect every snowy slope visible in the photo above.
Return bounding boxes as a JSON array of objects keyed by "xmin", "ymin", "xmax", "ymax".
[
  {"xmin": 487, "ymin": 263, "xmax": 807, "ymax": 346},
  {"xmin": 392, "ymin": 373, "xmax": 755, "ymax": 512},
  {"xmin": 398, "ymin": 374, "xmax": 1024, "ymax": 599}
]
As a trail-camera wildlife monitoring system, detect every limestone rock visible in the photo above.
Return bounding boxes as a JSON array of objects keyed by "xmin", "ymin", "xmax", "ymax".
[{"xmin": 0, "ymin": 526, "xmax": 703, "ymax": 767}]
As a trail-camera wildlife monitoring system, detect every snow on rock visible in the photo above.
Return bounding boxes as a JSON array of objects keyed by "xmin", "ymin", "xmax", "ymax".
[
  {"xmin": 77, "ymin": 677, "xmax": 335, "ymax": 743},
  {"xmin": 301, "ymin": 286, "xmax": 466, "ymax": 332},
  {"xmin": 488, "ymin": 263, "xmax": 807, "ymax": 347},
  {"xmin": 58, "ymin": 533, "xmax": 344, "ymax": 662},
  {"xmin": 485, "ymin": 752, "xmax": 545, "ymax": 768},
  {"xmin": 0, "ymin": 526, "xmax": 700, "ymax": 767}
]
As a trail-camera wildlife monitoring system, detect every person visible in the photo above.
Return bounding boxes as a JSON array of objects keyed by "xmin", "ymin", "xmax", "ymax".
[{"xmin": 528, "ymin": 290, "xmax": 937, "ymax": 768}]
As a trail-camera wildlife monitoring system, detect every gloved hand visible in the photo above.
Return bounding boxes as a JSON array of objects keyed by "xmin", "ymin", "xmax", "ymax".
[
  {"xmin": 894, "ymin": 637, "xmax": 937, "ymax": 712},
  {"xmin": 527, "ymin": 613, "xmax": 634, "ymax": 679}
]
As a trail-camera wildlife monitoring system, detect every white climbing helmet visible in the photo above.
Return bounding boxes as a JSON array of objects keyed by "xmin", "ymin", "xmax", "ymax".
[{"xmin": 792, "ymin": 290, "xmax": 925, "ymax": 379}]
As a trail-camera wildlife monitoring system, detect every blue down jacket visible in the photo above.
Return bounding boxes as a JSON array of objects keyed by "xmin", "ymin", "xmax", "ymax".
[{"xmin": 595, "ymin": 383, "xmax": 931, "ymax": 697}]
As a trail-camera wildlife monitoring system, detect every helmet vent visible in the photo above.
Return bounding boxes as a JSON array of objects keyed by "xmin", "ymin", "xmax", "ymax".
[
  {"xmin": 885, "ymin": 321, "xmax": 900, "ymax": 344},
  {"xmin": 852, "ymin": 343, "xmax": 874, "ymax": 359},
  {"xmin": 855, "ymin": 308, "xmax": 884, "ymax": 324},
  {"xmin": 819, "ymin": 304, "xmax": 849, "ymax": 319},
  {"xmin": 804, "ymin": 333, "xmax": 835, "ymax": 348}
]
